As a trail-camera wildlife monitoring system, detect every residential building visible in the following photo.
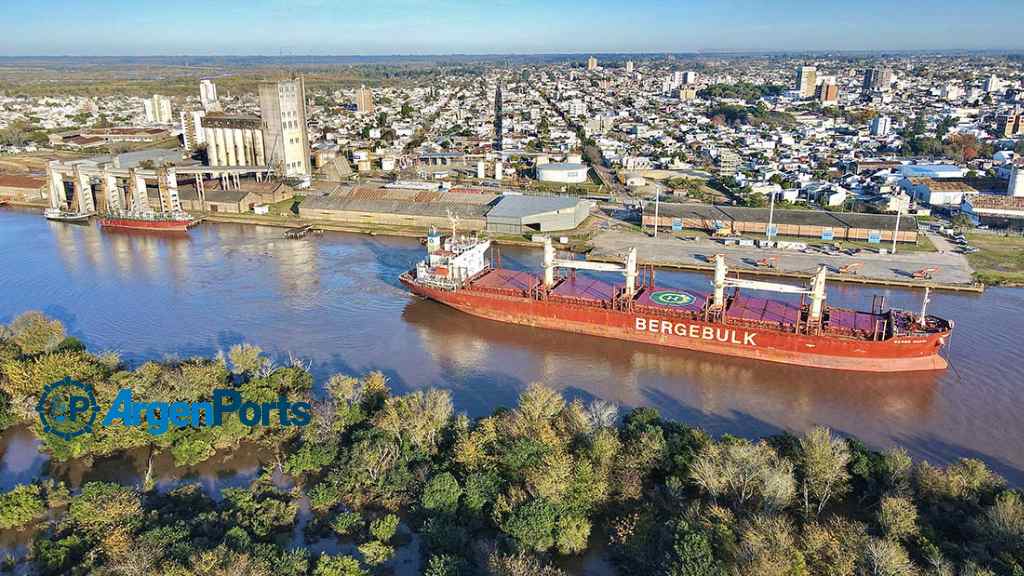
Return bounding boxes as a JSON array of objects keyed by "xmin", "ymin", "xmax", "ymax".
[
  {"xmin": 870, "ymin": 115, "xmax": 892, "ymax": 137},
  {"xmin": 625, "ymin": 60, "xmax": 634, "ymax": 74},
  {"xmin": 355, "ymin": 85, "xmax": 375, "ymax": 114},
  {"xmin": 199, "ymin": 79, "xmax": 220, "ymax": 112},
  {"xmin": 862, "ymin": 67, "xmax": 894, "ymax": 93},
  {"xmin": 259, "ymin": 77, "xmax": 311, "ymax": 179},
  {"xmin": 797, "ymin": 66, "xmax": 817, "ymax": 98},
  {"xmin": 181, "ymin": 109, "xmax": 206, "ymax": 151},
  {"xmin": 587, "ymin": 56, "xmax": 598, "ymax": 71},
  {"xmin": 816, "ymin": 81, "xmax": 839, "ymax": 106},
  {"xmin": 997, "ymin": 108, "xmax": 1024, "ymax": 137}
]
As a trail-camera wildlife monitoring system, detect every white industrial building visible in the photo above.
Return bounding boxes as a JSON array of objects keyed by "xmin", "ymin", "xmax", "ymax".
[
  {"xmin": 259, "ymin": 78, "xmax": 311, "ymax": 180},
  {"xmin": 203, "ymin": 114, "xmax": 266, "ymax": 170},
  {"xmin": 143, "ymin": 94, "xmax": 172, "ymax": 124},
  {"xmin": 536, "ymin": 162, "xmax": 589, "ymax": 184}
]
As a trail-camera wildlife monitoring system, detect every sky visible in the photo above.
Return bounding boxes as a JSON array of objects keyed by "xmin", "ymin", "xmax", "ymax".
[{"xmin": 3, "ymin": 0, "xmax": 1023, "ymax": 56}]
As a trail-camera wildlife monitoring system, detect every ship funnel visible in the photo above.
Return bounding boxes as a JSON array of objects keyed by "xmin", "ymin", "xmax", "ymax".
[
  {"xmin": 624, "ymin": 247, "xmax": 638, "ymax": 297},
  {"xmin": 543, "ymin": 237, "xmax": 555, "ymax": 288},
  {"xmin": 713, "ymin": 254, "xmax": 727, "ymax": 309},
  {"xmin": 808, "ymin": 265, "xmax": 828, "ymax": 323}
]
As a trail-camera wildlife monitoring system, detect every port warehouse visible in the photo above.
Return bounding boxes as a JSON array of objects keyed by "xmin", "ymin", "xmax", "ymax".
[
  {"xmin": 299, "ymin": 186, "xmax": 591, "ymax": 233},
  {"xmin": 0, "ymin": 175, "xmax": 47, "ymax": 201},
  {"xmin": 643, "ymin": 202, "xmax": 919, "ymax": 243}
]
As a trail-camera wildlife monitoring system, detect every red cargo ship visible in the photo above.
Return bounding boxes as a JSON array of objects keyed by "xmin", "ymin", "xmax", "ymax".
[
  {"xmin": 400, "ymin": 231, "xmax": 953, "ymax": 372},
  {"xmin": 99, "ymin": 212, "xmax": 194, "ymax": 232}
]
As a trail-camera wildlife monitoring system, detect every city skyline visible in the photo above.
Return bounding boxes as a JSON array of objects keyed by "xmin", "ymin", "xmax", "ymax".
[{"xmin": 4, "ymin": 0, "xmax": 1024, "ymax": 56}]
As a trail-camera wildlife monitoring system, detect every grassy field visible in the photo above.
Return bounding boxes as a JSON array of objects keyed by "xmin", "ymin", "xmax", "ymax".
[{"xmin": 966, "ymin": 232, "xmax": 1024, "ymax": 286}]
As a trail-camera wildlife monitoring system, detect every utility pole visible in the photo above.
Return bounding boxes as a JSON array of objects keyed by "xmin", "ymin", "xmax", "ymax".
[
  {"xmin": 653, "ymin": 188, "xmax": 660, "ymax": 238},
  {"xmin": 892, "ymin": 208, "xmax": 902, "ymax": 254}
]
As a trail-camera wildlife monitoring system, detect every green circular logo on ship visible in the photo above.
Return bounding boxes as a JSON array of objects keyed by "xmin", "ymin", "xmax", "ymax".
[{"xmin": 650, "ymin": 290, "xmax": 695, "ymax": 307}]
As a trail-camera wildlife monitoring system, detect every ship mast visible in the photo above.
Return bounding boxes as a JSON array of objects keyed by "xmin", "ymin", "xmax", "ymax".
[{"xmin": 918, "ymin": 287, "xmax": 931, "ymax": 327}]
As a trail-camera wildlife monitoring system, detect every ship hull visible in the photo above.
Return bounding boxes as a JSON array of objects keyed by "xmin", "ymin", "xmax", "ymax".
[
  {"xmin": 99, "ymin": 218, "xmax": 192, "ymax": 232},
  {"xmin": 401, "ymin": 274, "xmax": 949, "ymax": 372}
]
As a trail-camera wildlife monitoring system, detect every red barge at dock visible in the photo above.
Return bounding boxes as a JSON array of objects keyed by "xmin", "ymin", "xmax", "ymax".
[
  {"xmin": 400, "ymin": 231, "xmax": 953, "ymax": 372},
  {"xmin": 99, "ymin": 212, "xmax": 194, "ymax": 232}
]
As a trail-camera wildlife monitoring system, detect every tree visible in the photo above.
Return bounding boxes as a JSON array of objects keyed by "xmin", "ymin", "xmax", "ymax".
[
  {"xmin": 502, "ymin": 499, "xmax": 558, "ymax": 552},
  {"xmin": 555, "ymin": 515, "xmax": 591, "ymax": 555},
  {"xmin": 878, "ymin": 496, "xmax": 918, "ymax": 541},
  {"xmin": 314, "ymin": 553, "xmax": 368, "ymax": 576},
  {"xmin": 9, "ymin": 311, "xmax": 66, "ymax": 355},
  {"xmin": 369, "ymin": 513, "xmax": 399, "ymax": 543},
  {"xmin": 228, "ymin": 343, "xmax": 265, "ymax": 376},
  {"xmin": 421, "ymin": 472, "xmax": 462, "ymax": 515},
  {"xmin": 863, "ymin": 538, "xmax": 917, "ymax": 576},
  {"xmin": 690, "ymin": 440, "xmax": 796, "ymax": 514},
  {"xmin": 799, "ymin": 426, "xmax": 851, "ymax": 516},
  {"xmin": 0, "ymin": 484, "xmax": 46, "ymax": 529},
  {"xmin": 950, "ymin": 213, "xmax": 974, "ymax": 231},
  {"xmin": 664, "ymin": 520, "xmax": 724, "ymax": 576},
  {"xmin": 356, "ymin": 540, "xmax": 393, "ymax": 566}
]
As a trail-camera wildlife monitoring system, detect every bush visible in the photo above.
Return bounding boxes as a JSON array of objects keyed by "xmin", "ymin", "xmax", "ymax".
[
  {"xmin": 502, "ymin": 499, "xmax": 558, "ymax": 552},
  {"xmin": 555, "ymin": 515, "xmax": 591, "ymax": 555},
  {"xmin": 878, "ymin": 496, "xmax": 918, "ymax": 541},
  {"xmin": 369, "ymin": 513, "xmax": 399, "ymax": 543},
  {"xmin": 422, "ymin": 472, "xmax": 462, "ymax": 515},
  {"xmin": 0, "ymin": 484, "xmax": 46, "ymax": 529},
  {"xmin": 9, "ymin": 311, "xmax": 65, "ymax": 355},
  {"xmin": 314, "ymin": 553, "xmax": 368, "ymax": 576},
  {"xmin": 424, "ymin": 553, "xmax": 471, "ymax": 576},
  {"xmin": 357, "ymin": 540, "xmax": 394, "ymax": 566},
  {"xmin": 331, "ymin": 511, "xmax": 364, "ymax": 536}
]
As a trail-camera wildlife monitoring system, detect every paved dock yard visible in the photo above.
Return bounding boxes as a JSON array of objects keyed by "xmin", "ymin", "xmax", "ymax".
[{"xmin": 588, "ymin": 229, "xmax": 981, "ymax": 292}]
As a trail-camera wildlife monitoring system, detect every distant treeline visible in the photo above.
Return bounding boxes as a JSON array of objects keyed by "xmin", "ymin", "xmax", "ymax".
[{"xmin": 0, "ymin": 311, "xmax": 1022, "ymax": 576}]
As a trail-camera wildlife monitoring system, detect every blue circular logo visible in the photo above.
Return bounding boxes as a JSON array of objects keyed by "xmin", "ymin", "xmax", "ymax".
[
  {"xmin": 650, "ymin": 290, "xmax": 696, "ymax": 307},
  {"xmin": 36, "ymin": 377, "xmax": 99, "ymax": 440}
]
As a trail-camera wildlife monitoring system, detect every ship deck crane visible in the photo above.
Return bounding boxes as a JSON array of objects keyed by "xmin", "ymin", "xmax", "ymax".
[
  {"xmin": 712, "ymin": 254, "xmax": 829, "ymax": 324},
  {"xmin": 543, "ymin": 237, "xmax": 638, "ymax": 297}
]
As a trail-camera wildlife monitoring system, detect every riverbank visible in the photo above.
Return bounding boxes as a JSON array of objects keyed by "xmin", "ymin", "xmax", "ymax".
[
  {"xmin": 589, "ymin": 229, "xmax": 984, "ymax": 293},
  {"xmin": 966, "ymin": 231, "xmax": 1024, "ymax": 287},
  {"xmin": 1, "ymin": 313, "xmax": 1021, "ymax": 576}
]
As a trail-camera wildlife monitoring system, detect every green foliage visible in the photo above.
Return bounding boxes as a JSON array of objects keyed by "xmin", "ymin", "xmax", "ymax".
[
  {"xmin": 369, "ymin": 513, "xmax": 399, "ymax": 542},
  {"xmin": 67, "ymin": 482, "xmax": 141, "ymax": 536},
  {"xmin": 285, "ymin": 440, "xmax": 339, "ymax": 475},
  {"xmin": 698, "ymin": 82, "xmax": 786, "ymax": 101},
  {"xmin": 555, "ymin": 514, "xmax": 591, "ymax": 555},
  {"xmin": 8, "ymin": 311, "xmax": 66, "ymax": 355},
  {"xmin": 664, "ymin": 520, "xmax": 724, "ymax": 576},
  {"xmin": 221, "ymin": 480, "xmax": 298, "ymax": 539},
  {"xmin": 502, "ymin": 498, "xmax": 558, "ymax": 552},
  {"xmin": 0, "ymin": 318, "xmax": 1021, "ymax": 576},
  {"xmin": 314, "ymin": 553, "xmax": 368, "ymax": 576},
  {"xmin": 331, "ymin": 511, "xmax": 364, "ymax": 536},
  {"xmin": 424, "ymin": 553, "xmax": 471, "ymax": 576},
  {"xmin": 357, "ymin": 540, "xmax": 394, "ymax": 566},
  {"xmin": 0, "ymin": 484, "xmax": 46, "ymax": 529},
  {"xmin": 422, "ymin": 471, "xmax": 462, "ymax": 515},
  {"xmin": 707, "ymin": 103, "xmax": 796, "ymax": 128}
]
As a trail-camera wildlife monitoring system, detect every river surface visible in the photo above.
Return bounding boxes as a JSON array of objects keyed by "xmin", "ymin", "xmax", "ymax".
[{"xmin": 0, "ymin": 207, "xmax": 1022, "ymax": 562}]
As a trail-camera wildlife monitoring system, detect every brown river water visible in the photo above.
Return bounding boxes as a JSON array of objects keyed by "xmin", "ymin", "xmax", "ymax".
[{"xmin": 0, "ymin": 207, "xmax": 1021, "ymax": 567}]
